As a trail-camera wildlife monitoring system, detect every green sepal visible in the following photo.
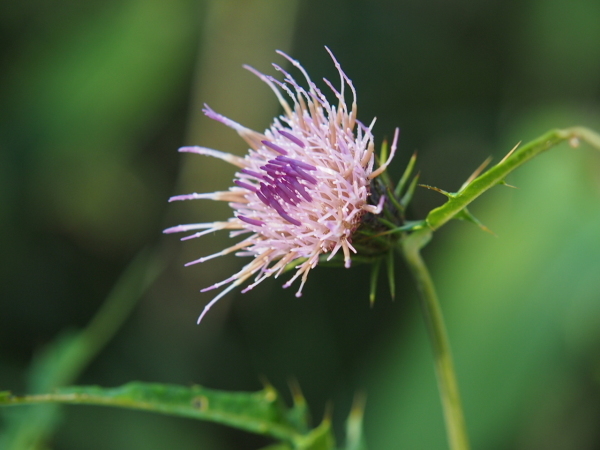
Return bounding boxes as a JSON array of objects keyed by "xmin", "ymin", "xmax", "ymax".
[
  {"xmin": 376, "ymin": 217, "xmax": 398, "ymax": 230},
  {"xmin": 376, "ymin": 139, "xmax": 392, "ymax": 187},
  {"xmin": 343, "ymin": 394, "xmax": 367, "ymax": 450},
  {"xmin": 386, "ymin": 249, "xmax": 396, "ymax": 300},
  {"xmin": 286, "ymin": 379, "xmax": 310, "ymax": 434},
  {"xmin": 369, "ymin": 258, "xmax": 382, "ymax": 306},
  {"xmin": 386, "ymin": 185, "xmax": 405, "ymax": 214},
  {"xmin": 378, "ymin": 138, "xmax": 389, "ymax": 166},
  {"xmin": 281, "ymin": 253, "xmax": 382, "ymax": 272},
  {"xmin": 394, "ymin": 151, "xmax": 418, "ymax": 198},
  {"xmin": 400, "ymin": 173, "xmax": 421, "ymax": 208},
  {"xmin": 294, "ymin": 418, "xmax": 336, "ymax": 450},
  {"xmin": 373, "ymin": 220, "xmax": 427, "ymax": 238}
]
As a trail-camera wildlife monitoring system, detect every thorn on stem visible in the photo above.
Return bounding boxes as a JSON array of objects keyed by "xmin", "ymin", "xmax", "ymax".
[
  {"xmin": 419, "ymin": 184, "xmax": 453, "ymax": 198},
  {"xmin": 459, "ymin": 156, "xmax": 493, "ymax": 192},
  {"xmin": 499, "ymin": 180, "xmax": 518, "ymax": 189},
  {"xmin": 498, "ymin": 141, "xmax": 521, "ymax": 165}
]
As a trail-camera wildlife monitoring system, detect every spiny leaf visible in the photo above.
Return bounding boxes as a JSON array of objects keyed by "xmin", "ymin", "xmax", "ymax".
[
  {"xmin": 0, "ymin": 381, "xmax": 346, "ymax": 449},
  {"xmin": 0, "ymin": 382, "xmax": 310, "ymax": 444}
]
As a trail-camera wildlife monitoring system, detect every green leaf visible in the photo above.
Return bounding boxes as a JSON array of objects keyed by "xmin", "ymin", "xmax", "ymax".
[{"xmin": 0, "ymin": 382, "xmax": 336, "ymax": 449}]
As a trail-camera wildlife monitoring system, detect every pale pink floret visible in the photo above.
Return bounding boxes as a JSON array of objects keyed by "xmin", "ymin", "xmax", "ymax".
[{"xmin": 165, "ymin": 48, "xmax": 398, "ymax": 323}]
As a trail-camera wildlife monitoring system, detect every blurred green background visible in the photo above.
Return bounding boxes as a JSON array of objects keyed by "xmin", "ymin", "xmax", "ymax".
[{"xmin": 2, "ymin": 0, "xmax": 600, "ymax": 448}]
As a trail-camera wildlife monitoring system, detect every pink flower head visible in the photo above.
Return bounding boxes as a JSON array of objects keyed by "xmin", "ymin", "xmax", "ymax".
[{"xmin": 165, "ymin": 48, "xmax": 398, "ymax": 323}]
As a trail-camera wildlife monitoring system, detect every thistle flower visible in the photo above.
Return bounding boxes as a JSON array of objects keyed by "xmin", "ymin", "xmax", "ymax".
[{"xmin": 165, "ymin": 48, "xmax": 398, "ymax": 323}]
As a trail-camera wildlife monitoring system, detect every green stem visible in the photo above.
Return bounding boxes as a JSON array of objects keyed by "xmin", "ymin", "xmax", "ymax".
[
  {"xmin": 401, "ymin": 230, "xmax": 470, "ymax": 450},
  {"xmin": 426, "ymin": 126, "xmax": 600, "ymax": 230},
  {"xmin": 395, "ymin": 125, "xmax": 600, "ymax": 449}
]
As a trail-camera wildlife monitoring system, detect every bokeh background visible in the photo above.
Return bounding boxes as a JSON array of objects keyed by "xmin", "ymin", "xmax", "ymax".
[{"xmin": 2, "ymin": 0, "xmax": 600, "ymax": 448}]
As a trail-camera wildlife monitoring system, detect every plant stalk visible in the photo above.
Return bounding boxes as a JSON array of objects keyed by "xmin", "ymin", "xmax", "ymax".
[
  {"xmin": 401, "ymin": 230, "xmax": 470, "ymax": 450},
  {"xmin": 426, "ymin": 126, "xmax": 600, "ymax": 230}
]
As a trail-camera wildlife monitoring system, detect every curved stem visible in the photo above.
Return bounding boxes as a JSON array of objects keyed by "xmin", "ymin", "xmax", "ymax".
[
  {"xmin": 426, "ymin": 126, "xmax": 600, "ymax": 230},
  {"xmin": 395, "ymin": 125, "xmax": 600, "ymax": 449},
  {"xmin": 401, "ymin": 230, "xmax": 470, "ymax": 450}
]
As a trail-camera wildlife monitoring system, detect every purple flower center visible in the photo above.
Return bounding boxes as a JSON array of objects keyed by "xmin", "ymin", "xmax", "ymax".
[{"xmin": 252, "ymin": 155, "xmax": 317, "ymax": 226}]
